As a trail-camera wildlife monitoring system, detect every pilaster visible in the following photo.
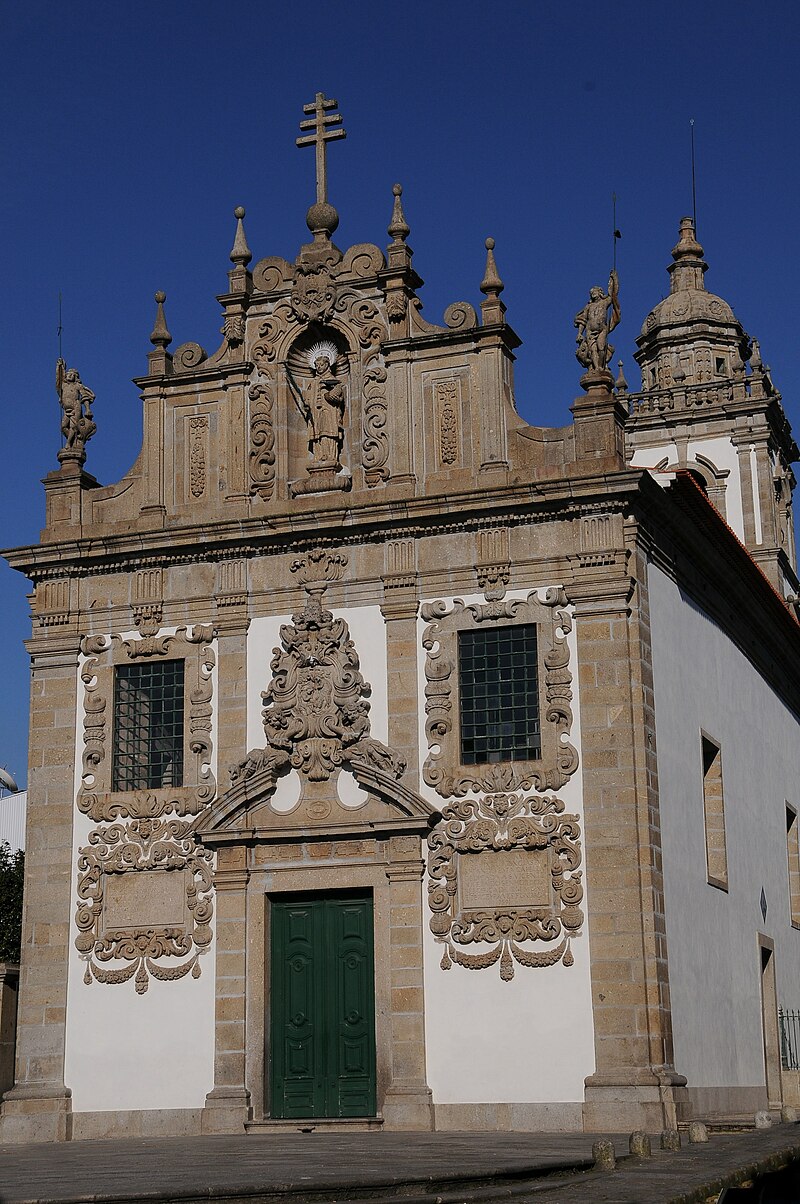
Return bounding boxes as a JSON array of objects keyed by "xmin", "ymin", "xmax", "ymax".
[
  {"xmin": 382, "ymin": 836, "xmax": 434, "ymax": 1130},
  {"xmin": 381, "ymin": 551, "xmax": 420, "ymax": 784},
  {"xmin": 202, "ymin": 845, "xmax": 251, "ymax": 1133},
  {"xmin": 569, "ymin": 556, "xmax": 687, "ymax": 1132},
  {"xmin": 0, "ymin": 638, "xmax": 79, "ymax": 1143}
]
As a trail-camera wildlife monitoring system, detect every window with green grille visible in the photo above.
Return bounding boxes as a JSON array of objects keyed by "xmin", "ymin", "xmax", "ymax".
[
  {"xmin": 112, "ymin": 660, "xmax": 185, "ymax": 791},
  {"xmin": 458, "ymin": 625, "xmax": 541, "ymax": 765}
]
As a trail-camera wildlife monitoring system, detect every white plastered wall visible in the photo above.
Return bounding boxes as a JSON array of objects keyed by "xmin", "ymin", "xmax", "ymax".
[
  {"xmin": 64, "ymin": 628, "xmax": 217, "ymax": 1113},
  {"xmin": 631, "ymin": 437, "xmax": 746, "ymax": 544},
  {"xmin": 649, "ymin": 564, "xmax": 800, "ymax": 1088},
  {"xmin": 417, "ymin": 590, "xmax": 595, "ymax": 1105}
]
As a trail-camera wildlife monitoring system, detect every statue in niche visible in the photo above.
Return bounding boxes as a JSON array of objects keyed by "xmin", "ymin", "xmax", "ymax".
[
  {"xmin": 574, "ymin": 270, "xmax": 620, "ymax": 375},
  {"xmin": 56, "ymin": 358, "xmax": 96, "ymax": 459},
  {"xmin": 289, "ymin": 341, "xmax": 345, "ymax": 467}
]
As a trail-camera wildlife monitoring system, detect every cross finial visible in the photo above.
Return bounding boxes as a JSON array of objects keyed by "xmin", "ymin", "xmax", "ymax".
[{"xmin": 296, "ymin": 92, "xmax": 346, "ymax": 205}]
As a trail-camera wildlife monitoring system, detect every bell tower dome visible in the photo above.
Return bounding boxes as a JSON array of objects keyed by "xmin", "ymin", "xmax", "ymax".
[{"xmin": 625, "ymin": 218, "xmax": 799, "ymax": 601}]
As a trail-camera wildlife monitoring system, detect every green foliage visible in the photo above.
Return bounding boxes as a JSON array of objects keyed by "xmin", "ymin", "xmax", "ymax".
[{"xmin": 0, "ymin": 842, "xmax": 24, "ymax": 964}]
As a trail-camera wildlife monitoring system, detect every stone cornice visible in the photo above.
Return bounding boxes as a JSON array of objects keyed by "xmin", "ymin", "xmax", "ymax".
[{"xmin": 2, "ymin": 471, "xmax": 645, "ymax": 582}]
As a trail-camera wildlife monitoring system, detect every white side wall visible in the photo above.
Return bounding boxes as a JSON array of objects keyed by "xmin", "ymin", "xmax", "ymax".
[
  {"xmin": 417, "ymin": 590, "xmax": 595, "ymax": 1105},
  {"xmin": 649, "ymin": 565, "xmax": 800, "ymax": 1088},
  {"xmin": 64, "ymin": 629, "xmax": 217, "ymax": 1113}
]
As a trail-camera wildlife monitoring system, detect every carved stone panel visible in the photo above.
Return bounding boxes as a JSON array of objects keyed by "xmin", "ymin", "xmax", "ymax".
[
  {"xmin": 188, "ymin": 415, "xmax": 209, "ymax": 501},
  {"xmin": 421, "ymin": 589, "xmax": 579, "ymax": 798},
  {"xmin": 77, "ymin": 625, "xmax": 216, "ymax": 822},
  {"xmin": 434, "ymin": 379, "xmax": 461, "ymax": 468},
  {"xmin": 427, "ymin": 792, "xmax": 583, "ymax": 980},
  {"xmin": 75, "ymin": 818, "xmax": 214, "ymax": 994}
]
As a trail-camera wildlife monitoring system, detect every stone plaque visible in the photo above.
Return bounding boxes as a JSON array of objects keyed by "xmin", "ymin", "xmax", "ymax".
[
  {"xmin": 458, "ymin": 848, "xmax": 551, "ymax": 911},
  {"xmin": 103, "ymin": 869, "xmax": 188, "ymax": 931}
]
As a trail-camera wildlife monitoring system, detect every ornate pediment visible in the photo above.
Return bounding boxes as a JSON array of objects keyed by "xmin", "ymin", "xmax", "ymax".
[{"xmin": 199, "ymin": 552, "xmax": 435, "ymax": 841}]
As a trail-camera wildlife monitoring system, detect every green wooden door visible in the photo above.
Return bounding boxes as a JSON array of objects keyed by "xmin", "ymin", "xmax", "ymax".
[{"xmin": 270, "ymin": 892, "xmax": 376, "ymax": 1119}]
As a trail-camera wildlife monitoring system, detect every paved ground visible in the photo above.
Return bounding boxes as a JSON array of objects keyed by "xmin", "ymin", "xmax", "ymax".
[{"xmin": 0, "ymin": 1126, "xmax": 798, "ymax": 1204}]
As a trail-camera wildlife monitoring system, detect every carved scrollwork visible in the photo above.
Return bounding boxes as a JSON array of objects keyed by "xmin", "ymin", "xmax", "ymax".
[
  {"xmin": 75, "ymin": 818, "xmax": 214, "ymax": 995},
  {"xmin": 443, "ymin": 302, "xmax": 477, "ymax": 331},
  {"xmin": 340, "ymin": 243, "xmax": 386, "ymax": 278},
  {"xmin": 331, "ymin": 292, "xmax": 390, "ymax": 484},
  {"xmin": 248, "ymin": 379, "xmax": 276, "ymax": 500},
  {"xmin": 252, "ymin": 302, "xmax": 296, "ymax": 371},
  {"xmin": 253, "ymin": 256, "xmax": 294, "ymax": 294},
  {"xmin": 421, "ymin": 590, "xmax": 578, "ymax": 798},
  {"xmin": 427, "ymin": 792, "xmax": 583, "ymax": 980},
  {"xmin": 77, "ymin": 626, "xmax": 217, "ymax": 822},
  {"xmin": 172, "ymin": 342, "xmax": 208, "ymax": 373}
]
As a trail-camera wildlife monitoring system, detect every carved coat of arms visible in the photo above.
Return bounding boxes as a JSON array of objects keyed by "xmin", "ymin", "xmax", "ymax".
[{"xmin": 291, "ymin": 265, "xmax": 337, "ymax": 323}]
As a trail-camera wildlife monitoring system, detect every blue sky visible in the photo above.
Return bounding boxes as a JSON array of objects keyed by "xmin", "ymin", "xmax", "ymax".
[{"xmin": 2, "ymin": 1, "xmax": 799, "ymax": 786}]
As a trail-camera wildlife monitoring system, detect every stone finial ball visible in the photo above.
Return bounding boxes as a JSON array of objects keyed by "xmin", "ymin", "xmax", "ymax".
[
  {"xmin": 393, "ymin": 184, "xmax": 403, "ymax": 196},
  {"xmin": 486, "ymin": 237, "xmax": 496, "ymax": 250},
  {"xmin": 234, "ymin": 206, "xmax": 246, "ymax": 219},
  {"xmin": 306, "ymin": 201, "xmax": 339, "ymax": 236},
  {"xmin": 154, "ymin": 291, "xmax": 166, "ymax": 304}
]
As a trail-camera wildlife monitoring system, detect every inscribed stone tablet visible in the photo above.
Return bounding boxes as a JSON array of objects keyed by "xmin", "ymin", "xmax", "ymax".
[
  {"xmin": 103, "ymin": 869, "xmax": 188, "ymax": 931},
  {"xmin": 458, "ymin": 848, "xmax": 551, "ymax": 910}
]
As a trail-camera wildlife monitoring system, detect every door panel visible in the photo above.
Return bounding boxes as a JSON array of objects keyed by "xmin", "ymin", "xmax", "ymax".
[{"xmin": 271, "ymin": 892, "xmax": 376, "ymax": 1119}]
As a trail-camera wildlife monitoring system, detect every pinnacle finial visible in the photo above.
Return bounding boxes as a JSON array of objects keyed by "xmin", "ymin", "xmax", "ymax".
[
  {"xmin": 150, "ymin": 291, "xmax": 172, "ymax": 348},
  {"xmin": 480, "ymin": 237, "xmax": 504, "ymax": 297},
  {"xmin": 230, "ymin": 205, "xmax": 252, "ymax": 268},
  {"xmin": 615, "ymin": 359, "xmax": 629, "ymax": 392},
  {"xmin": 388, "ymin": 183, "xmax": 410, "ymax": 244}
]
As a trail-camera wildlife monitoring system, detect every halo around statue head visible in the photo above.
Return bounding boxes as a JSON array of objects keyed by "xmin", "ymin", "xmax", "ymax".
[{"xmin": 307, "ymin": 340, "xmax": 338, "ymax": 370}]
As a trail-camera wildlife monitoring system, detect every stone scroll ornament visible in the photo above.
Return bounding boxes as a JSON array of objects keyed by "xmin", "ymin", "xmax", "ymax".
[
  {"xmin": 75, "ymin": 818, "xmax": 214, "ymax": 995},
  {"xmin": 427, "ymin": 792, "xmax": 583, "ymax": 980}
]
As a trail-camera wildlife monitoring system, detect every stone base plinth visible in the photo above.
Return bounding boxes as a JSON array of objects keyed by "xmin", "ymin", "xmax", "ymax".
[
  {"xmin": 583, "ymin": 1075, "xmax": 690, "ymax": 1133},
  {"xmin": 201, "ymin": 1087, "xmax": 251, "ymax": 1134},
  {"xmin": 0, "ymin": 1084, "xmax": 72, "ymax": 1143},
  {"xmin": 381, "ymin": 1083, "xmax": 434, "ymax": 1131},
  {"xmin": 289, "ymin": 463, "xmax": 351, "ymax": 497}
]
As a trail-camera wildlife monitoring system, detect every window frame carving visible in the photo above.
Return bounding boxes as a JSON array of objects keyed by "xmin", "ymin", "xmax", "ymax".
[
  {"xmin": 421, "ymin": 589, "xmax": 578, "ymax": 798},
  {"xmin": 78, "ymin": 625, "xmax": 216, "ymax": 822},
  {"xmin": 427, "ymin": 791, "xmax": 583, "ymax": 980}
]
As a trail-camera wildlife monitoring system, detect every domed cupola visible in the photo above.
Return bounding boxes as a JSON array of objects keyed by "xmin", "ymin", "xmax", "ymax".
[{"xmin": 634, "ymin": 217, "xmax": 751, "ymax": 391}]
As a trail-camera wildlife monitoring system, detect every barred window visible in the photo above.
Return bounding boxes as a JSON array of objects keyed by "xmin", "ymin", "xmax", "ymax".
[
  {"xmin": 458, "ymin": 625, "xmax": 541, "ymax": 765},
  {"xmin": 112, "ymin": 661, "xmax": 185, "ymax": 791}
]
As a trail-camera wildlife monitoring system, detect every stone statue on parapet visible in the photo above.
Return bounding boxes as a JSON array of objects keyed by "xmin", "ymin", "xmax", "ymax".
[
  {"xmin": 574, "ymin": 270, "xmax": 620, "ymax": 377},
  {"xmin": 56, "ymin": 358, "xmax": 96, "ymax": 461}
]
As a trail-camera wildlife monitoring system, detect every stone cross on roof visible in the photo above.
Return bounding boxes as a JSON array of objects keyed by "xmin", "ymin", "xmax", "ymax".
[{"xmin": 296, "ymin": 92, "xmax": 346, "ymax": 205}]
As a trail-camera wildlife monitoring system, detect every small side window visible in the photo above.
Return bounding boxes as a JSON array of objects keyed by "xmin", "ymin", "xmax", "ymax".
[{"xmin": 702, "ymin": 733, "xmax": 728, "ymax": 890}]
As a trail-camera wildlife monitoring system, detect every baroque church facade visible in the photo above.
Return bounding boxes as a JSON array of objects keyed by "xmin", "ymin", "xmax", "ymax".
[{"xmin": 3, "ymin": 96, "xmax": 800, "ymax": 1141}]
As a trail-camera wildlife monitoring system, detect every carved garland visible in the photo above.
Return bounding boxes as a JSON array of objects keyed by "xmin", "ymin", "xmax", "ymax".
[
  {"xmin": 75, "ymin": 818, "xmax": 214, "ymax": 995},
  {"xmin": 427, "ymin": 792, "xmax": 583, "ymax": 980},
  {"xmin": 421, "ymin": 589, "xmax": 579, "ymax": 798},
  {"xmin": 78, "ymin": 625, "xmax": 216, "ymax": 822}
]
